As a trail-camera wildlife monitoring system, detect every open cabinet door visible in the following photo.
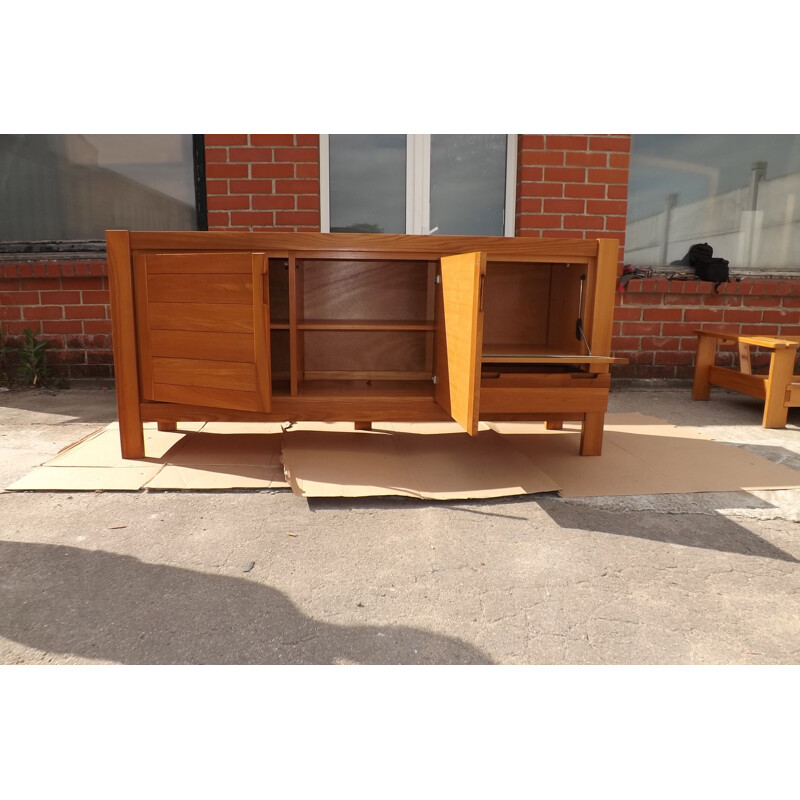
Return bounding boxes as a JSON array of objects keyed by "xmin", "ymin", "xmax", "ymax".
[
  {"xmin": 435, "ymin": 251, "xmax": 486, "ymax": 435},
  {"xmin": 133, "ymin": 251, "xmax": 271, "ymax": 412}
]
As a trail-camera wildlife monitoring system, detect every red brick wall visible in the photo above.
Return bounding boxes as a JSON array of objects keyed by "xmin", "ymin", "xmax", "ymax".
[
  {"xmin": 4, "ymin": 133, "xmax": 800, "ymax": 387},
  {"xmin": 204, "ymin": 134, "xmax": 321, "ymax": 232},
  {"xmin": 614, "ymin": 276, "xmax": 800, "ymax": 381},
  {"xmin": 516, "ymin": 134, "xmax": 629, "ymax": 245},
  {"xmin": 0, "ymin": 261, "xmax": 112, "ymax": 383}
]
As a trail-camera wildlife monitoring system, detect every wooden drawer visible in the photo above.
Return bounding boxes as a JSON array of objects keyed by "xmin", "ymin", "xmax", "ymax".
[{"xmin": 479, "ymin": 372, "xmax": 610, "ymax": 415}]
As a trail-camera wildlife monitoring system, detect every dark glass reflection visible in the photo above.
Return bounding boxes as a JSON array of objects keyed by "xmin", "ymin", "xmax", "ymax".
[
  {"xmin": 626, "ymin": 134, "xmax": 800, "ymax": 269},
  {"xmin": 328, "ymin": 135, "xmax": 406, "ymax": 233},
  {"xmin": 0, "ymin": 134, "xmax": 197, "ymax": 241},
  {"xmin": 430, "ymin": 135, "xmax": 507, "ymax": 236}
]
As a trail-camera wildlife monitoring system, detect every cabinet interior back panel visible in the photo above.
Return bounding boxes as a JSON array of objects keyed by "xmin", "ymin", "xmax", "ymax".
[
  {"xmin": 269, "ymin": 330, "xmax": 290, "ymax": 379},
  {"xmin": 302, "ymin": 331, "xmax": 429, "ymax": 374},
  {"xmin": 546, "ymin": 264, "xmax": 588, "ymax": 352},
  {"xmin": 301, "ymin": 260, "xmax": 432, "ymax": 321},
  {"xmin": 482, "ymin": 262, "xmax": 552, "ymax": 346},
  {"xmin": 268, "ymin": 259, "xmax": 290, "ymax": 323}
]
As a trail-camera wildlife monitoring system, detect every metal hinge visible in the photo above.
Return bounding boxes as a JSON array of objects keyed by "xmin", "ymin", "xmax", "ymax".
[{"xmin": 432, "ymin": 375, "xmax": 437, "ymax": 384}]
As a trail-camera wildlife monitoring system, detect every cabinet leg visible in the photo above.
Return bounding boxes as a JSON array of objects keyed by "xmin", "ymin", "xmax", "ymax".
[
  {"xmin": 157, "ymin": 421, "xmax": 177, "ymax": 432},
  {"xmin": 120, "ymin": 422, "xmax": 145, "ymax": 460},
  {"xmin": 692, "ymin": 333, "xmax": 716, "ymax": 401},
  {"xmin": 354, "ymin": 421, "xmax": 373, "ymax": 431},
  {"xmin": 579, "ymin": 412, "xmax": 604, "ymax": 456},
  {"xmin": 545, "ymin": 420, "xmax": 563, "ymax": 430},
  {"xmin": 763, "ymin": 347, "xmax": 794, "ymax": 428}
]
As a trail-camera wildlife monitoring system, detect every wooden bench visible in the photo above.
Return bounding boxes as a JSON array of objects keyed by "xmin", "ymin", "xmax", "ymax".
[{"xmin": 692, "ymin": 329, "xmax": 800, "ymax": 428}]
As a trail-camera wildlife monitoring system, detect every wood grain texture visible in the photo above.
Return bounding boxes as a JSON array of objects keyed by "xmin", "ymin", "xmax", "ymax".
[
  {"xmin": 297, "ymin": 320, "xmax": 435, "ymax": 331},
  {"xmin": 585, "ymin": 238, "xmax": 618, "ymax": 358},
  {"xmin": 268, "ymin": 257, "xmax": 290, "ymax": 323},
  {"xmin": 152, "ymin": 383, "xmax": 263, "ymax": 412},
  {"xmin": 133, "ymin": 254, "xmax": 155, "ymax": 399},
  {"xmin": 300, "ymin": 259, "xmax": 432, "ymax": 322},
  {"xmin": 107, "ymin": 231, "xmax": 620, "ymax": 458},
  {"xmin": 145, "ymin": 273, "xmax": 253, "ymax": 304},
  {"xmin": 481, "ymin": 372, "xmax": 611, "ymax": 389},
  {"xmin": 141, "ymin": 398, "xmax": 451, "ymax": 423},
  {"xmin": 481, "ymin": 344, "xmax": 616, "ymax": 364},
  {"xmin": 580, "ymin": 411, "xmax": 605, "ymax": 456},
  {"xmin": 706, "ymin": 366, "xmax": 766, "ymax": 399},
  {"xmin": 148, "ymin": 302, "xmax": 254, "ymax": 334},
  {"xmin": 691, "ymin": 333, "xmax": 718, "ymax": 401},
  {"xmin": 106, "ymin": 230, "xmax": 145, "ymax": 458},
  {"xmin": 138, "ymin": 252, "xmax": 254, "ymax": 274},
  {"xmin": 149, "ymin": 330, "xmax": 254, "ymax": 362},
  {"xmin": 151, "ymin": 357, "xmax": 257, "ymax": 392},
  {"xmin": 482, "ymin": 261, "xmax": 550, "ymax": 346},
  {"xmin": 480, "ymin": 386, "xmax": 609, "ymax": 414},
  {"xmin": 546, "ymin": 264, "xmax": 586, "ymax": 353},
  {"xmin": 436, "ymin": 251, "xmax": 486, "ymax": 435},
  {"xmin": 252, "ymin": 253, "xmax": 271, "ymax": 412},
  {"xmin": 289, "ymin": 253, "xmax": 301, "ymax": 396},
  {"xmin": 127, "ymin": 230, "xmax": 602, "ymax": 260},
  {"xmin": 763, "ymin": 345, "xmax": 796, "ymax": 428},
  {"xmin": 302, "ymin": 330, "xmax": 428, "ymax": 373}
]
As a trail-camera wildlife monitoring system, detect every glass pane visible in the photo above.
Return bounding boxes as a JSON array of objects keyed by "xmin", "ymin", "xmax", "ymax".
[
  {"xmin": 0, "ymin": 134, "xmax": 197, "ymax": 241},
  {"xmin": 430, "ymin": 134, "xmax": 507, "ymax": 236},
  {"xmin": 625, "ymin": 135, "xmax": 800, "ymax": 270},
  {"xmin": 328, "ymin": 135, "xmax": 406, "ymax": 233}
]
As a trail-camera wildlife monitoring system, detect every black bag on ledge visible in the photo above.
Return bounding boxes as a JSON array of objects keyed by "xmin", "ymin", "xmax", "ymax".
[{"xmin": 687, "ymin": 242, "xmax": 730, "ymax": 285}]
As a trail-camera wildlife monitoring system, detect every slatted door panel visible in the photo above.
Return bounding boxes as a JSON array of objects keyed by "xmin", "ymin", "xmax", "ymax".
[{"xmin": 134, "ymin": 252, "xmax": 270, "ymax": 412}]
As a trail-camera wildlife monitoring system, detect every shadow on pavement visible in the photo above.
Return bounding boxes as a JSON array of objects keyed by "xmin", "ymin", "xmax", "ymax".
[
  {"xmin": 541, "ymin": 504, "xmax": 800, "ymax": 562},
  {"xmin": 0, "ymin": 541, "xmax": 492, "ymax": 665}
]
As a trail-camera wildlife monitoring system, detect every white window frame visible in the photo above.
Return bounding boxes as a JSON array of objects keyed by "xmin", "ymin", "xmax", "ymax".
[{"xmin": 320, "ymin": 134, "xmax": 517, "ymax": 237}]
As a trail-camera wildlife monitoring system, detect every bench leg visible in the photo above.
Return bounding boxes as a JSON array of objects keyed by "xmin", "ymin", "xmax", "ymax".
[
  {"xmin": 545, "ymin": 420, "xmax": 563, "ymax": 430},
  {"xmin": 157, "ymin": 421, "xmax": 177, "ymax": 432},
  {"xmin": 692, "ymin": 333, "xmax": 717, "ymax": 401},
  {"xmin": 763, "ymin": 347, "xmax": 794, "ymax": 428},
  {"xmin": 354, "ymin": 421, "xmax": 372, "ymax": 431}
]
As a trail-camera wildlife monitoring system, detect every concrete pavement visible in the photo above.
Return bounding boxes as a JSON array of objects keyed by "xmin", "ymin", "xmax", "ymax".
[{"xmin": 1, "ymin": 384, "xmax": 799, "ymax": 664}]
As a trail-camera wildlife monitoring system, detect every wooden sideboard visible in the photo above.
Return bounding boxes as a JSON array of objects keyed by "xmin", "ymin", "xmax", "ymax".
[{"xmin": 106, "ymin": 230, "xmax": 619, "ymax": 458}]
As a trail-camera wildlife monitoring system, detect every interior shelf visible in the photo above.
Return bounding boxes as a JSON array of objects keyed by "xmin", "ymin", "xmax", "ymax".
[
  {"xmin": 297, "ymin": 319, "xmax": 434, "ymax": 331},
  {"xmin": 481, "ymin": 343, "xmax": 616, "ymax": 364},
  {"xmin": 292, "ymin": 379, "xmax": 436, "ymax": 398}
]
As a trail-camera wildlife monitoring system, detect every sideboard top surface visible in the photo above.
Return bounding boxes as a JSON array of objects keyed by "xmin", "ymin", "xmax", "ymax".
[{"xmin": 116, "ymin": 230, "xmax": 607, "ymax": 261}]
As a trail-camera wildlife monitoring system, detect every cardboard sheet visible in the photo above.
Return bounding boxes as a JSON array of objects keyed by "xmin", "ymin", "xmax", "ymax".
[
  {"xmin": 6, "ymin": 414, "xmax": 800, "ymax": 498},
  {"xmin": 281, "ymin": 428, "xmax": 559, "ymax": 499},
  {"xmin": 488, "ymin": 417, "xmax": 800, "ymax": 497},
  {"xmin": 6, "ymin": 422, "xmax": 288, "ymax": 492}
]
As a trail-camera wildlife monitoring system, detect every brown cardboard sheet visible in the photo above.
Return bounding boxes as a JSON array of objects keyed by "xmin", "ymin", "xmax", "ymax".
[
  {"xmin": 488, "ymin": 415, "xmax": 800, "ymax": 497},
  {"xmin": 6, "ymin": 414, "xmax": 800, "ymax": 498},
  {"xmin": 7, "ymin": 422, "xmax": 288, "ymax": 492},
  {"xmin": 281, "ymin": 428, "xmax": 559, "ymax": 500}
]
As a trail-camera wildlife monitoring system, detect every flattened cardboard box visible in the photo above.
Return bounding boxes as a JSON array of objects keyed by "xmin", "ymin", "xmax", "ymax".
[
  {"xmin": 7, "ymin": 421, "xmax": 287, "ymax": 492},
  {"xmin": 6, "ymin": 414, "xmax": 800, "ymax": 498}
]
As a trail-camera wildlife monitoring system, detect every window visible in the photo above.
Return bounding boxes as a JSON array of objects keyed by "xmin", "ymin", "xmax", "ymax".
[
  {"xmin": 0, "ymin": 134, "xmax": 205, "ymax": 247},
  {"xmin": 625, "ymin": 135, "xmax": 800, "ymax": 271},
  {"xmin": 320, "ymin": 134, "xmax": 517, "ymax": 236}
]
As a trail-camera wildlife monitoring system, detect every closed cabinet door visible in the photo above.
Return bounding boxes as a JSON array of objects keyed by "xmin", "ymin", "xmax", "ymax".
[
  {"xmin": 435, "ymin": 251, "xmax": 486, "ymax": 435},
  {"xmin": 133, "ymin": 251, "xmax": 271, "ymax": 412}
]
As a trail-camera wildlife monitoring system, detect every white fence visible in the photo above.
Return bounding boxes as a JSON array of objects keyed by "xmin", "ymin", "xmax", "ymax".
[{"xmin": 624, "ymin": 170, "xmax": 800, "ymax": 271}]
